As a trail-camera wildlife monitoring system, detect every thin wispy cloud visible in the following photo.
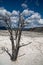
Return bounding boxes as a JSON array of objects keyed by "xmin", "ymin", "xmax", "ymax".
[{"xmin": 21, "ymin": 3, "xmax": 28, "ymax": 9}]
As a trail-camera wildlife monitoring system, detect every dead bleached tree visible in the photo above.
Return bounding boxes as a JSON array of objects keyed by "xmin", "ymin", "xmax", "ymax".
[{"xmin": 0, "ymin": 13, "xmax": 31, "ymax": 61}]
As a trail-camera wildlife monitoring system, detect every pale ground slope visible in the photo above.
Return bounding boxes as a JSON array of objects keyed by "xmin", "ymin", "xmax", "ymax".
[{"xmin": 0, "ymin": 30, "xmax": 43, "ymax": 65}]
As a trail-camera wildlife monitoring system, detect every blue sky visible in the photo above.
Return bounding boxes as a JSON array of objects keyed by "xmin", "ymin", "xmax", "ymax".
[
  {"xmin": 0, "ymin": 0, "xmax": 43, "ymax": 28},
  {"xmin": 0, "ymin": 0, "xmax": 43, "ymax": 18}
]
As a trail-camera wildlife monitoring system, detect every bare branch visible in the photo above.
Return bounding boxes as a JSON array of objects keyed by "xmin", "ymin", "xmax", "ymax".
[
  {"xmin": 1, "ymin": 47, "xmax": 12, "ymax": 57},
  {"xmin": 18, "ymin": 53, "xmax": 25, "ymax": 57},
  {"xmin": 19, "ymin": 42, "xmax": 32, "ymax": 48}
]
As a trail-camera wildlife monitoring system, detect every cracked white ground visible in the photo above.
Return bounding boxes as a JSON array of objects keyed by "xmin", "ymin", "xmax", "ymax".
[{"xmin": 0, "ymin": 31, "xmax": 43, "ymax": 65}]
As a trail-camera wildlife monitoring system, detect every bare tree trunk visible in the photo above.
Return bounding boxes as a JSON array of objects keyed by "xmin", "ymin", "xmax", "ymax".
[
  {"xmin": 11, "ymin": 29, "xmax": 22, "ymax": 61},
  {"xmin": 9, "ymin": 28, "xmax": 21, "ymax": 61},
  {"xmin": 9, "ymin": 30, "xmax": 20, "ymax": 61},
  {"xmin": 15, "ymin": 30, "xmax": 18, "ymax": 39},
  {"xmin": 9, "ymin": 30, "xmax": 16, "ymax": 61}
]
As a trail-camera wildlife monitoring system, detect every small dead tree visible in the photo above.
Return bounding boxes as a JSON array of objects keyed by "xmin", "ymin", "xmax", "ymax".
[{"xmin": 0, "ymin": 13, "xmax": 31, "ymax": 61}]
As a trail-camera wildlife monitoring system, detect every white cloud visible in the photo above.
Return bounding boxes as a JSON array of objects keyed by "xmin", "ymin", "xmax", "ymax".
[
  {"xmin": 0, "ymin": 8, "xmax": 11, "ymax": 17},
  {"xmin": 39, "ymin": 19, "xmax": 43, "ymax": 24},
  {"xmin": 31, "ymin": 13, "xmax": 41, "ymax": 19},
  {"xmin": 11, "ymin": 16, "xmax": 19, "ymax": 23},
  {"xmin": 24, "ymin": 10, "xmax": 43, "ymax": 27},
  {"xmin": 12, "ymin": 10, "xmax": 19, "ymax": 16},
  {"xmin": 0, "ymin": 8, "xmax": 19, "ymax": 26},
  {"xmin": 0, "ymin": 8, "xmax": 7, "ymax": 16},
  {"xmin": 11, "ymin": 10, "xmax": 19, "ymax": 23},
  {"xmin": 21, "ymin": 3, "xmax": 28, "ymax": 8},
  {"xmin": 0, "ymin": 7, "xmax": 43, "ymax": 28},
  {"xmin": 25, "ymin": 12, "xmax": 41, "ymax": 23},
  {"xmin": 22, "ymin": 9, "xmax": 34, "ymax": 16}
]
